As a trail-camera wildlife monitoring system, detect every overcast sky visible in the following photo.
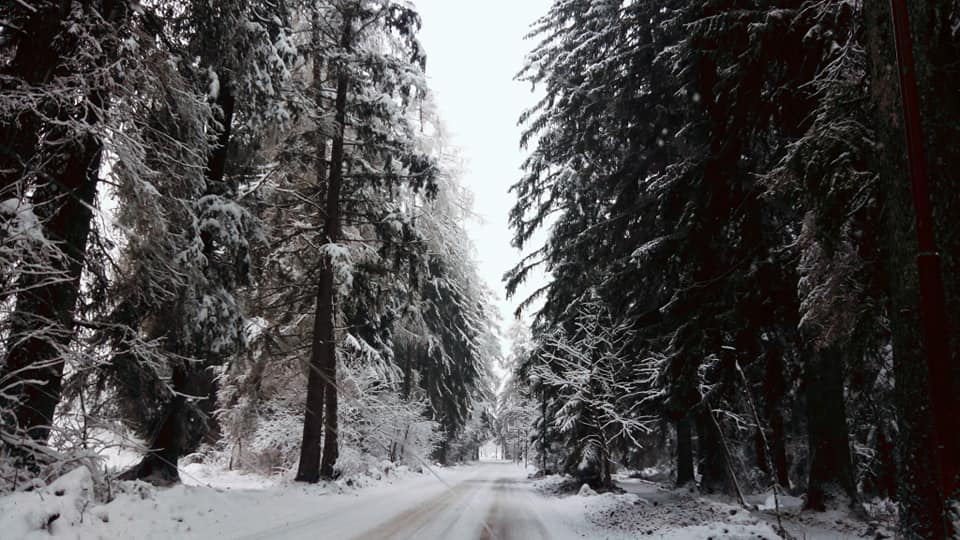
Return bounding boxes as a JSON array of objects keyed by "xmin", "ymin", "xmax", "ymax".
[{"xmin": 413, "ymin": 0, "xmax": 551, "ymax": 346}]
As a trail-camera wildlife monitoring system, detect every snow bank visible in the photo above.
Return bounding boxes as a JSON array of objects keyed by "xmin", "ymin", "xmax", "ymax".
[
  {"xmin": 0, "ymin": 459, "xmax": 447, "ymax": 539},
  {"xmin": 0, "ymin": 466, "xmax": 98, "ymax": 539},
  {"xmin": 577, "ymin": 483, "xmax": 597, "ymax": 496},
  {"xmin": 180, "ymin": 462, "xmax": 277, "ymax": 490},
  {"xmin": 755, "ymin": 490, "xmax": 803, "ymax": 511},
  {"xmin": 537, "ymin": 471, "xmax": 889, "ymax": 540}
]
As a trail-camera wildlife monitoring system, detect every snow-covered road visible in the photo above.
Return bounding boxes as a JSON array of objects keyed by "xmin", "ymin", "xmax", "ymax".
[
  {"xmin": 2, "ymin": 459, "xmax": 889, "ymax": 539},
  {"xmin": 233, "ymin": 461, "xmax": 573, "ymax": 540},
  {"xmin": 2, "ymin": 460, "xmax": 595, "ymax": 539}
]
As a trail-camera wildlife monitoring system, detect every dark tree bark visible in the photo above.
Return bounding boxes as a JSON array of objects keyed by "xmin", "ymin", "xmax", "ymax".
[
  {"xmin": 875, "ymin": 428, "xmax": 898, "ymax": 500},
  {"xmin": 120, "ymin": 364, "xmax": 189, "ymax": 485},
  {"xmin": 296, "ymin": 13, "xmax": 352, "ymax": 483},
  {"xmin": 3, "ymin": 133, "xmax": 101, "ymax": 443},
  {"xmin": 0, "ymin": 1, "xmax": 72, "ymax": 195},
  {"xmin": 0, "ymin": 1, "xmax": 124, "ymax": 448},
  {"xmin": 804, "ymin": 346, "xmax": 857, "ymax": 510},
  {"xmin": 896, "ymin": 0, "xmax": 960, "ymax": 503},
  {"xmin": 126, "ymin": 77, "xmax": 237, "ymax": 483},
  {"xmin": 696, "ymin": 410, "xmax": 729, "ymax": 494},
  {"xmin": 294, "ymin": 299, "xmax": 327, "ymax": 482},
  {"xmin": 540, "ymin": 387, "xmax": 548, "ymax": 472},
  {"xmin": 758, "ymin": 344, "xmax": 791, "ymax": 488},
  {"xmin": 863, "ymin": 2, "xmax": 955, "ymax": 537},
  {"xmin": 206, "ymin": 80, "xmax": 236, "ymax": 189},
  {"xmin": 676, "ymin": 416, "xmax": 694, "ymax": 487}
]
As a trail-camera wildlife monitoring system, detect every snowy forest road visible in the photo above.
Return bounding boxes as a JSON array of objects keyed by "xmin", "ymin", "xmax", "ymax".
[
  {"xmin": 233, "ymin": 461, "xmax": 578, "ymax": 540},
  {"xmin": 350, "ymin": 469, "xmax": 552, "ymax": 540}
]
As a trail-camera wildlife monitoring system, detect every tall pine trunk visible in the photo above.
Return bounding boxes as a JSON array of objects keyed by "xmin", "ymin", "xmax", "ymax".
[
  {"xmin": 4, "ymin": 132, "xmax": 101, "ymax": 444},
  {"xmin": 803, "ymin": 346, "xmax": 856, "ymax": 510},
  {"xmin": 895, "ymin": 0, "xmax": 960, "ymax": 503},
  {"xmin": 765, "ymin": 350, "xmax": 790, "ymax": 488},
  {"xmin": 676, "ymin": 416, "xmax": 694, "ymax": 486},
  {"xmin": 126, "ymin": 79, "xmax": 237, "ymax": 484},
  {"xmin": 121, "ymin": 364, "xmax": 189, "ymax": 484},
  {"xmin": 0, "ymin": 0, "xmax": 123, "ymax": 449},
  {"xmin": 696, "ymin": 409, "xmax": 728, "ymax": 494},
  {"xmin": 863, "ymin": 1, "xmax": 954, "ymax": 535},
  {"xmin": 0, "ymin": 1, "xmax": 73, "ymax": 196},
  {"xmin": 296, "ymin": 14, "xmax": 351, "ymax": 483}
]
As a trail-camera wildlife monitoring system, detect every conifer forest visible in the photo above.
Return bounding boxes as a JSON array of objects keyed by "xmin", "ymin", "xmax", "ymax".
[{"xmin": 1, "ymin": 1, "xmax": 959, "ymax": 539}]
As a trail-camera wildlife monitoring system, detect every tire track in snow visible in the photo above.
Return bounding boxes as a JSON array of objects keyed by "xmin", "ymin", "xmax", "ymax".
[
  {"xmin": 350, "ymin": 479, "xmax": 480, "ymax": 539},
  {"xmin": 479, "ymin": 477, "xmax": 551, "ymax": 540}
]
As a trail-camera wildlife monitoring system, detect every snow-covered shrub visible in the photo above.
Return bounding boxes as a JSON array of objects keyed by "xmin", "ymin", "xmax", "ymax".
[
  {"xmin": 334, "ymin": 360, "xmax": 443, "ymax": 477},
  {"xmin": 535, "ymin": 299, "xmax": 654, "ymax": 488},
  {"xmin": 0, "ymin": 466, "xmax": 96, "ymax": 537},
  {"xmin": 217, "ymin": 339, "xmax": 441, "ymax": 480}
]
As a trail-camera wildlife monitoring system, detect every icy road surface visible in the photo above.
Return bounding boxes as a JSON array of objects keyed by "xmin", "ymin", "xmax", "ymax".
[{"xmin": 234, "ymin": 461, "xmax": 573, "ymax": 540}]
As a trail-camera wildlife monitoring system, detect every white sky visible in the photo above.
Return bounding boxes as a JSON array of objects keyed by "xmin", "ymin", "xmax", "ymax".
[{"xmin": 413, "ymin": 0, "xmax": 551, "ymax": 348}]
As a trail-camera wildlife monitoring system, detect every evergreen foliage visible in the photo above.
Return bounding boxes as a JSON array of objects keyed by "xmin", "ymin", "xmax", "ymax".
[{"xmin": 509, "ymin": 1, "xmax": 960, "ymax": 536}]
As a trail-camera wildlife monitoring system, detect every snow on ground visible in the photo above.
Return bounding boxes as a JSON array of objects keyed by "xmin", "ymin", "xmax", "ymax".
[
  {"xmin": 0, "ymin": 459, "xmax": 440, "ymax": 539},
  {"xmin": 179, "ymin": 462, "xmax": 278, "ymax": 490},
  {"xmin": 0, "ymin": 459, "xmax": 897, "ymax": 539},
  {"xmin": 0, "ymin": 461, "xmax": 588, "ymax": 539},
  {"xmin": 533, "ymin": 471, "xmax": 895, "ymax": 540}
]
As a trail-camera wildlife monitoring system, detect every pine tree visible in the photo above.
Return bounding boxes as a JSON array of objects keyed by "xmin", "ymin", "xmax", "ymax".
[
  {"xmin": 862, "ymin": 0, "xmax": 960, "ymax": 535},
  {"xmin": 1, "ymin": 0, "xmax": 130, "ymax": 459}
]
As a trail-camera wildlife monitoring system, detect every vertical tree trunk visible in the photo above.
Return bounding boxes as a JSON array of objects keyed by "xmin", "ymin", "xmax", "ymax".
[
  {"xmin": 4, "ymin": 133, "xmax": 101, "ymax": 444},
  {"xmin": 676, "ymin": 416, "xmax": 694, "ymax": 486},
  {"xmin": 297, "ymin": 13, "xmax": 352, "ymax": 483},
  {"xmin": 894, "ymin": 0, "xmax": 960, "ymax": 503},
  {"xmin": 295, "ymin": 12, "xmax": 332, "ymax": 483},
  {"xmin": 318, "ymin": 64, "xmax": 350, "ymax": 483},
  {"xmin": 804, "ymin": 346, "xmax": 857, "ymax": 510},
  {"xmin": 876, "ymin": 428, "xmax": 898, "ymax": 500},
  {"xmin": 294, "ymin": 299, "xmax": 327, "ymax": 482},
  {"xmin": 130, "ymin": 79, "xmax": 237, "ymax": 483},
  {"xmin": 1, "ymin": 0, "xmax": 125, "ymax": 449},
  {"xmin": 696, "ymin": 409, "xmax": 729, "ymax": 494},
  {"xmin": 121, "ymin": 364, "xmax": 189, "ymax": 485},
  {"xmin": 205, "ymin": 81, "xmax": 236, "ymax": 188},
  {"xmin": 863, "ymin": 2, "xmax": 952, "ymax": 536},
  {"xmin": 539, "ymin": 388, "xmax": 549, "ymax": 472},
  {"xmin": 0, "ymin": 1, "xmax": 72, "ymax": 196},
  {"xmin": 769, "ymin": 406, "xmax": 790, "ymax": 488},
  {"xmin": 764, "ymin": 349, "xmax": 790, "ymax": 488}
]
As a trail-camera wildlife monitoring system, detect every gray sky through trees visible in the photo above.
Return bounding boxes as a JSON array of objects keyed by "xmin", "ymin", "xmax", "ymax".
[{"xmin": 414, "ymin": 0, "xmax": 550, "ymax": 340}]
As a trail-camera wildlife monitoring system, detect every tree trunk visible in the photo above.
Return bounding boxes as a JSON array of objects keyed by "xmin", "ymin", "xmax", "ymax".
[
  {"xmin": 0, "ymin": 0, "xmax": 127, "ymax": 448},
  {"xmin": 0, "ymin": 1, "xmax": 72, "ymax": 196},
  {"xmin": 895, "ymin": 0, "xmax": 960, "ymax": 503},
  {"xmin": 876, "ymin": 428, "xmax": 898, "ymax": 500},
  {"xmin": 764, "ymin": 349, "xmax": 790, "ymax": 488},
  {"xmin": 296, "ymin": 13, "xmax": 352, "ymax": 483},
  {"xmin": 696, "ymin": 409, "xmax": 729, "ymax": 494},
  {"xmin": 436, "ymin": 439, "xmax": 448, "ymax": 466},
  {"xmin": 129, "ymin": 77, "xmax": 237, "ymax": 481},
  {"xmin": 205, "ymin": 78, "xmax": 236, "ymax": 187},
  {"xmin": 599, "ymin": 447, "xmax": 612, "ymax": 490},
  {"xmin": 121, "ymin": 364, "xmax": 189, "ymax": 485},
  {"xmin": 863, "ymin": 2, "xmax": 953, "ymax": 536},
  {"xmin": 3, "ymin": 131, "xmax": 101, "ymax": 444},
  {"xmin": 540, "ymin": 388, "xmax": 548, "ymax": 472},
  {"xmin": 804, "ymin": 346, "xmax": 857, "ymax": 510},
  {"xmin": 294, "ymin": 297, "xmax": 327, "ymax": 482},
  {"xmin": 676, "ymin": 416, "xmax": 694, "ymax": 486}
]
